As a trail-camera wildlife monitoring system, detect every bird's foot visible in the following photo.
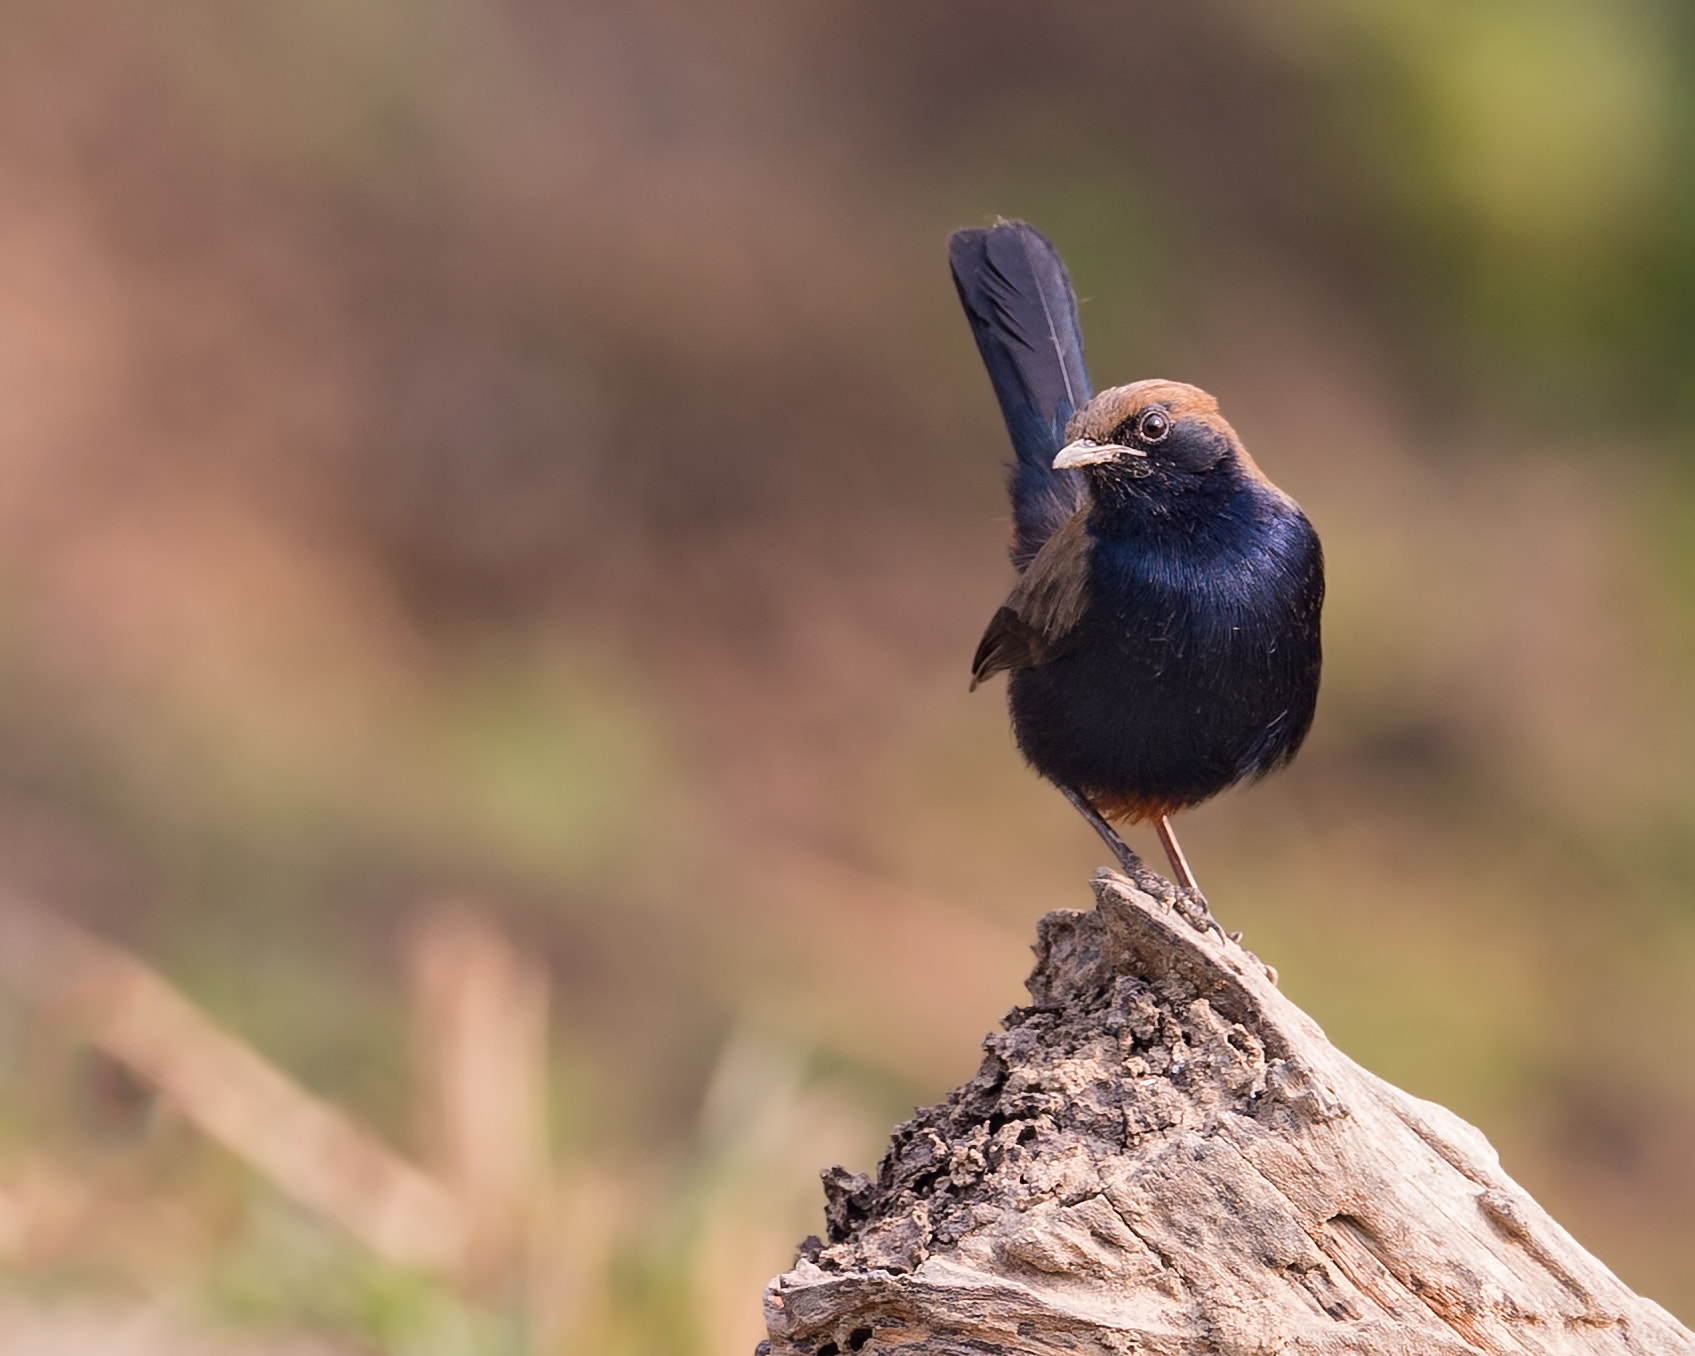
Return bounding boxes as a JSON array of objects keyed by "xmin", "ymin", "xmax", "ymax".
[
  {"xmin": 1121, "ymin": 860, "xmax": 1179, "ymax": 903},
  {"xmin": 1172, "ymin": 886, "xmax": 1227, "ymax": 944}
]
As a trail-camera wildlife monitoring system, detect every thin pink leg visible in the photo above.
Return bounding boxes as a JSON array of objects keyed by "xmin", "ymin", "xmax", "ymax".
[{"xmin": 1154, "ymin": 815, "xmax": 1199, "ymax": 894}]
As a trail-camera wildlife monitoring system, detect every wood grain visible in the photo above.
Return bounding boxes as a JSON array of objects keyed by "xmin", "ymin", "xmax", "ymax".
[{"xmin": 761, "ymin": 872, "xmax": 1694, "ymax": 1355}]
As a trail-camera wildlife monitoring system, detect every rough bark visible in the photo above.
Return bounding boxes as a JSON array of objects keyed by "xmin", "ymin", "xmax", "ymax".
[{"xmin": 760, "ymin": 870, "xmax": 1695, "ymax": 1356}]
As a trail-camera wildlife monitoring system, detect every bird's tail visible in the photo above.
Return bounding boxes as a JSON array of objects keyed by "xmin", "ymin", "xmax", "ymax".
[{"xmin": 949, "ymin": 221, "xmax": 1092, "ymax": 570}]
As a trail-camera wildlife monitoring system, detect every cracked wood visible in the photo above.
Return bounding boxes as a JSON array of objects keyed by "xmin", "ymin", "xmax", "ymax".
[{"xmin": 760, "ymin": 870, "xmax": 1695, "ymax": 1356}]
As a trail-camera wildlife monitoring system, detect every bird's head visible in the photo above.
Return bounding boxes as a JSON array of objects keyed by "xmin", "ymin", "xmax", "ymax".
[{"xmin": 1054, "ymin": 380, "xmax": 1266, "ymax": 502}]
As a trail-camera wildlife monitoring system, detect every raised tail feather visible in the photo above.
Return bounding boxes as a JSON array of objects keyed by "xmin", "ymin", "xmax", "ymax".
[{"xmin": 948, "ymin": 221, "xmax": 1093, "ymax": 570}]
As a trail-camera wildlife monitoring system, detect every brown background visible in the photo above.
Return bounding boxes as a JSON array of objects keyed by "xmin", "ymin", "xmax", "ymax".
[{"xmin": 0, "ymin": 2, "xmax": 1693, "ymax": 1352}]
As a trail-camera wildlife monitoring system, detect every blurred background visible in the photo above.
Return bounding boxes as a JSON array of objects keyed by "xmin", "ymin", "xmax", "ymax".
[{"xmin": 0, "ymin": 0, "xmax": 1693, "ymax": 1350}]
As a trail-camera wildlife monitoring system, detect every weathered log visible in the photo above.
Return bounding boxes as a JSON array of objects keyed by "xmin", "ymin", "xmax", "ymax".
[{"xmin": 760, "ymin": 870, "xmax": 1695, "ymax": 1355}]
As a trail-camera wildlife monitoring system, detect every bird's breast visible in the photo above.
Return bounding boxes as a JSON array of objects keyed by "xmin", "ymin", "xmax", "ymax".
[{"xmin": 1087, "ymin": 512, "xmax": 1316, "ymax": 662}]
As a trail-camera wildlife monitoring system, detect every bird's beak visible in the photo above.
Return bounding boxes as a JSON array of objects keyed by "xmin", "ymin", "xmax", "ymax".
[{"xmin": 1052, "ymin": 439, "xmax": 1144, "ymax": 470}]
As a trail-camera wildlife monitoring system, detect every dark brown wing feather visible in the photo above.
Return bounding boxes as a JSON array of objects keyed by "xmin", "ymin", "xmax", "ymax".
[{"xmin": 970, "ymin": 509, "xmax": 1092, "ymax": 688}]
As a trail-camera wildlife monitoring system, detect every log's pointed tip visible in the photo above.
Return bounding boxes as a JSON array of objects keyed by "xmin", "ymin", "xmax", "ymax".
[{"xmin": 1087, "ymin": 866, "xmax": 1165, "ymax": 909}]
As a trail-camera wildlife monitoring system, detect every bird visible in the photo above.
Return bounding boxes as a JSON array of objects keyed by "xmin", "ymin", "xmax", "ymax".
[{"xmin": 949, "ymin": 220, "xmax": 1323, "ymax": 930}]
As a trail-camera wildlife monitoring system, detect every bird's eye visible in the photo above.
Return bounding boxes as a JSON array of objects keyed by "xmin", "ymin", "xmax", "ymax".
[{"xmin": 1137, "ymin": 409, "xmax": 1171, "ymax": 443}]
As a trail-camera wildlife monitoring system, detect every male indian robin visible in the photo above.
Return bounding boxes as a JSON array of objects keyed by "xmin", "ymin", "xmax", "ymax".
[{"xmin": 949, "ymin": 221, "xmax": 1323, "ymax": 932}]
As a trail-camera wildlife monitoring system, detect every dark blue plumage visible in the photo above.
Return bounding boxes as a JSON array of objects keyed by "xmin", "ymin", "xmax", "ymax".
[
  {"xmin": 951, "ymin": 221, "xmax": 1323, "ymax": 911},
  {"xmin": 948, "ymin": 223, "xmax": 1091, "ymax": 569},
  {"xmin": 1006, "ymin": 444, "xmax": 1322, "ymax": 819}
]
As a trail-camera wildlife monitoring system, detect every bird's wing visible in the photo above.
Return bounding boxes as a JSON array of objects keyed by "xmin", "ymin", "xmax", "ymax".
[
  {"xmin": 949, "ymin": 222, "xmax": 1092, "ymax": 570},
  {"xmin": 971, "ymin": 510, "xmax": 1092, "ymax": 687}
]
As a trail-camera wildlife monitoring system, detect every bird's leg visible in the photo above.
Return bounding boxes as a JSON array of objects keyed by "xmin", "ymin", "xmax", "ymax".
[
  {"xmin": 1153, "ymin": 815, "xmax": 1198, "ymax": 892},
  {"xmin": 1153, "ymin": 814, "xmax": 1227, "ymax": 943},
  {"xmin": 1059, "ymin": 787, "xmax": 1169, "ymax": 900},
  {"xmin": 1058, "ymin": 791, "xmax": 1229, "ymax": 942}
]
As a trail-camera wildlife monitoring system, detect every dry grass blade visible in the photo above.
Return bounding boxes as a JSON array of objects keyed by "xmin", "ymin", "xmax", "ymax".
[{"xmin": 0, "ymin": 894, "xmax": 466, "ymax": 1273}]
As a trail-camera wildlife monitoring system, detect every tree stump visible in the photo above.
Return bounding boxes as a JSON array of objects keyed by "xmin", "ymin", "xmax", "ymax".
[{"xmin": 759, "ymin": 870, "xmax": 1695, "ymax": 1355}]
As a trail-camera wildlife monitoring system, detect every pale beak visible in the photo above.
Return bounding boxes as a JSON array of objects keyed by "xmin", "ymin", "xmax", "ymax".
[{"xmin": 1052, "ymin": 438, "xmax": 1145, "ymax": 470}]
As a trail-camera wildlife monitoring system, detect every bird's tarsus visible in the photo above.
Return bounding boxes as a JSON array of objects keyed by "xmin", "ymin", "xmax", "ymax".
[
  {"xmin": 1153, "ymin": 815, "xmax": 1198, "ymax": 891},
  {"xmin": 1062, "ymin": 787, "xmax": 1151, "ymax": 878},
  {"xmin": 1060, "ymin": 787, "xmax": 1172, "ymax": 901}
]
